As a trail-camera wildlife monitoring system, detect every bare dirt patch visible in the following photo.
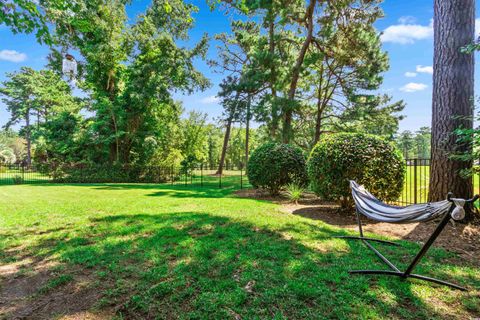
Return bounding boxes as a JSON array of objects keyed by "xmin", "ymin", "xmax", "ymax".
[
  {"xmin": 0, "ymin": 257, "xmax": 113, "ymax": 320},
  {"xmin": 235, "ymin": 188, "xmax": 480, "ymax": 266}
]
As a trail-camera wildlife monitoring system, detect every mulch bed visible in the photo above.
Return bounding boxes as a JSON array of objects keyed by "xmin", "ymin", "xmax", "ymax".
[{"xmin": 235, "ymin": 189, "xmax": 480, "ymax": 266}]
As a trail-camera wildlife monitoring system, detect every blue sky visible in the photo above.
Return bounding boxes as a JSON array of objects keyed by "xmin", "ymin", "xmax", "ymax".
[{"xmin": 0, "ymin": 0, "xmax": 478, "ymax": 132}]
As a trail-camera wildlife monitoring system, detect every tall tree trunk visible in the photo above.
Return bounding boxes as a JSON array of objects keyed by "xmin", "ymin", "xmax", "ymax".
[
  {"xmin": 314, "ymin": 103, "xmax": 322, "ymax": 145},
  {"xmin": 429, "ymin": 0, "xmax": 474, "ymax": 203},
  {"xmin": 216, "ymin": 117, "xmax": 233, "ymax": 175},
  {"xmin": 25, "ymin": 109, "xmax": 32, "ymax": 166},
  {"xmin": 282, "ymin": 0, "xmax": 316, "ymax": 143},
  {"xmin": 268, "ymin": 14, "xmax": 279, "ymax": 139},
  {"xmin": 245, "ymin": 94, "xmax": 251, "ymax": 172}
]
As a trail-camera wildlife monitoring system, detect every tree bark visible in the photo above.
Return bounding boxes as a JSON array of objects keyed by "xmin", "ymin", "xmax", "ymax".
[
  {"xmin": 268, "ymin": 15, "xmax": 279, "ymax": 139},
  {"xmin": 282, "ymin": 0, "xmax": 316, "ymax": 143},
  {"xmin": 245, "ymin": 94, "xmax": 251, "ymax": 172},
  {"xmin": 25, "ymin": 108, "xmax": 32, "ymax": 166},
  {"xmin": 216, "ymin": 116, "xmax": 233, "ymax": 175},
  {"xmin": 429, "ymin": 0, "xmax": 474, "ymax": 202}
]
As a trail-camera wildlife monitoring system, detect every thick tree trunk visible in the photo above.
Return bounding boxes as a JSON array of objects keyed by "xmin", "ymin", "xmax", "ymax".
[
  {"xmin": 429, "ymin": 0, "xmax": 474, "ymax": 203},
  {"xmin": 25, "ymin": 109, "xmax": 32, "ymax": 165},
  {"xmin": 216, "ymin": 117, "xmax": 233, "ymax": 175},
  {"xmin": 282, "ymin": 0, "xmax": 316, "ymax": 143}
]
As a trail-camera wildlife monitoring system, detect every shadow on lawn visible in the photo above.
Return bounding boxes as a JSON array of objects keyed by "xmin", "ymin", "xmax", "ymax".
[
  {"xmin": 2, "ymin": 209, "xmax": 479, "ymax": 319},
  {"xmin": 23, "ymin": 182, "xmax": 244, "ymax": 199}
]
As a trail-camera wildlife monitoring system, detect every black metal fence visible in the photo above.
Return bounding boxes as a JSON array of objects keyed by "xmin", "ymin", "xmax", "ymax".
[
  {"xmin": 0, "ymin": 163, "xmax": 249, "ymax": 189},
  {"xmin": 2, "ymin": 159, "xmax": 479, "ymax": 205}
]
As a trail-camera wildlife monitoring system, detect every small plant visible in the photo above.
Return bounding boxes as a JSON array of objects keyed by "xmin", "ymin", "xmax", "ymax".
[
  {"xmin": 38, "ymin": 274, "xmax": 73, "ymax": 294},
  {"xmin": 12, "ymin": 175, "xmax": 23, "ymax": 184},
  {"xmin": 285, "ymin": 183, "xmax": 305, "ymax": 205}
]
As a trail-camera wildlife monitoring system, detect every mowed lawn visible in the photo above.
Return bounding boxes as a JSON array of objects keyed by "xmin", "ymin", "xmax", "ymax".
[{"xmin": 0, "ymin": 184, "xmax": 479, "ymax": 319}]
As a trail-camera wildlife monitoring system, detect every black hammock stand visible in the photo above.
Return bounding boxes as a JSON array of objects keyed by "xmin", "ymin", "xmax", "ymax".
[{"xmin": 338, "ymin": 181, "xmax": 478, "ymax": 291}]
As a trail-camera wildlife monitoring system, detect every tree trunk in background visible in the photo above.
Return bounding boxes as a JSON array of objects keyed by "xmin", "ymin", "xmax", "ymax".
[
  {"xmin": 245, "ymin": 95, "xmax": 251, "ymax": 172},
  {"xmin": 282, "ymin": 0, "xmax": 315, "ymax": 143},
  {"xmin": 216, "ymin": 117, "xmax": 233, "ymax": 175},
  {"xmin": 268, "ymin": 14, "xmax": 279, "ymax": 140},
  {"xmin": 25, "ymin": 109, "xmax": 32, "ymax": 165},
  {"xmin": 429, "ymin": 0, "xmax": 474, "ymax": 203}
]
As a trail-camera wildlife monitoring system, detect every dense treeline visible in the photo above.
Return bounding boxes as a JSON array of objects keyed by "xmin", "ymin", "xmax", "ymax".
[
  {"xmin": 394, "ymin": 127, "xmax": 431, "ymax": 159},
  {"xmin": 1, "ymin": 0, "xmax": 405, "ymax": 173}
]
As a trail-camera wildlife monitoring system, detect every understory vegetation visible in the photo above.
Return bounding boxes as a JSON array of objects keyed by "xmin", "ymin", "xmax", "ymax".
[{"xmin": 0, "ymin": 184, "xmax": 478, "ymax": 319}]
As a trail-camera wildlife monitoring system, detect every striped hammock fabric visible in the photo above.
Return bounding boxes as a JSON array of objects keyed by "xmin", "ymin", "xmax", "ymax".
[{"xmin": 350, "ymin": 181, "xmax": 452, "ymax": 223}]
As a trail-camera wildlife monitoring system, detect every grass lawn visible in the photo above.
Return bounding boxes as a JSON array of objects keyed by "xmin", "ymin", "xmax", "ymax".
[{"xmin": 0, "ymin": 183, "xmax": 479, "ymax": 319}]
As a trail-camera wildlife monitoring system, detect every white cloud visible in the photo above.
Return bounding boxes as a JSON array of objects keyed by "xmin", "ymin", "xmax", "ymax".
[
  {"xmin": 380, "ymin": 19, "xmax": 433, "ymax": 44},
  {"xmin": 200, "ymin": 95, "xmax": 220, "ymax": 104},
  {"xmin": 398, "ymin": 16, "xmax": 416, "ymax": 25},
  {"xmin": 404, "ymin": 72, "xmax": 417, "ymax": 77},
  {"xmin": 416, "ymin": 65, "xmax": 433, "ymax": 74},
  {"xmin": 475, "ymin": 18, "xmax": 480, "ymax": 37},
  {"xmin": 0, "ymin": 50, "xmax": 27, "ymax": 62},
  {"xmin": 400, "ymin": 82, "xmax": 428, "ymax": 92}
]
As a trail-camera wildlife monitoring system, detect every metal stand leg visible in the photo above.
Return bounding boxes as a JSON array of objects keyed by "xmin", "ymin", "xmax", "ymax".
[
  {"xmin": 342, "ymin": 203, "xmax": 467, "ymax": 291},
  {"xmin": 334, "ymin": 209, "xmax": 400, "ymax": 246}
]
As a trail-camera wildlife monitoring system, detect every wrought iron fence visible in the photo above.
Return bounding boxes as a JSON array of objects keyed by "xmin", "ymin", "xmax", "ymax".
[
  {"xmin": 1, "ymin": 159, "xmax": 478, "ymax": 206},
  {"xmin": 396, "ymin": 158, "xmax": 480, "ymax": 205},
  {"xmin": 0, "ymin": 163, "xmax": 249, "ymax": 189}
]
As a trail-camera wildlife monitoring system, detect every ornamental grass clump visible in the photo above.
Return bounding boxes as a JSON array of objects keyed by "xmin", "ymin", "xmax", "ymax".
[{"xmin": 285, "ymin": 183, "xmax": 305, "ymax": 204}]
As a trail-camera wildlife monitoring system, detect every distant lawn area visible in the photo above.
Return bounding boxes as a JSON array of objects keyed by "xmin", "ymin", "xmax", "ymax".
[{"xmin": 0, "ymin": 184, "xmax": 479, "ymax": 319}]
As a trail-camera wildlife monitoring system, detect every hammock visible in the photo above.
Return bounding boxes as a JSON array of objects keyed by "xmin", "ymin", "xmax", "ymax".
[
  {"xmin": 338, "ymin": 180, "xmax": 477, "ymax": 291},
  {"xmin": 350, "ymin": 181, "xmax": 459, "ymax": 223}
]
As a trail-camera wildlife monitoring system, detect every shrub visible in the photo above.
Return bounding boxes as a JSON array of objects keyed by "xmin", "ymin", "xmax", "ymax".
[
  {"xmin": 307, "ymin": 133, "xmax": 405, "ymax": 206},
  {"xmin": 12, "ymin": 175, "xmax": 23, "ymax": 184},
  {"xmin": 247, "ymin": 142, "xmax": 308, "ymax": 195}
]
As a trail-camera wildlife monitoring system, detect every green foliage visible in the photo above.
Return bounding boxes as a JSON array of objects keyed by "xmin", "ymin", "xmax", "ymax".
[
  {"xmin": 247, "ymin": 142, "xmax": 308, "ymax": 195},
  {"xmin": 307, "ymin": 133, "xmax": 405, "ymax": 205},
  {"xmin": 285, "ymin": 183, "xmax": 305, "ymax": 204},
  {"xmin": 50, "ymin": 164, "xmax": 171, "ymax": 183},
  {"xmin": 38, "ymin": 274, "xmax": 73, "ymax": 294},
  {"xmin": 395, "ymin": 127, "xmax": 431, "ymax": 159},
  {"xmin": 453, "ymin": 104, "xmax": 480, "ymax": 178},
  {"xmin": 12, "ymin": 175, "xmax": 23, "ymax": 184}
]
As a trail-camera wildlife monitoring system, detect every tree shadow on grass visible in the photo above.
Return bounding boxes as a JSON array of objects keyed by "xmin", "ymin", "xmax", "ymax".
[
  {"xmin": 2, "ymin": 210, "xmax": 478, "ymax": 319},
  {"xmin": 23, "ymin": 182, "xmax": 243, "ymax": 199}
]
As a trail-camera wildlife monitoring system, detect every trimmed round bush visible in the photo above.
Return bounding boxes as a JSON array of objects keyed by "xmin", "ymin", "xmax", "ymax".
[
  {"xmin": 307, "ymin": 133, "xmax": 405, "ymax": 206},
  {"xmin": 247, "ymin": 142, "xmax": 308, "ymax": 195}
]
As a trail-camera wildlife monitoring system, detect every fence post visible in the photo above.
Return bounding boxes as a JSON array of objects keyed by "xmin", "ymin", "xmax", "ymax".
[
  {"xmin": 413, "ymin": 159, "xmax": 418, "ymax": 204},
  {"xmin": 201, "ymin": 163, "xmax": 203, "ymax": 187},
  {"xmin": 219, "ymin": 171, "xmax": 222, "ymax": 189},
  {"xmin": 22, "ymin": 163, "xmax": 25, "ymax": 182},
  {"xmin": 171, "ymin": 165, "xmax": 174, "ymax": 185}
]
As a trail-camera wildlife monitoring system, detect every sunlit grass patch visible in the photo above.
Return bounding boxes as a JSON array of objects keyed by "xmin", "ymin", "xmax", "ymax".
[{"xmin": 0, "ymin": 183, "xmax": 478, "ymax": 319}]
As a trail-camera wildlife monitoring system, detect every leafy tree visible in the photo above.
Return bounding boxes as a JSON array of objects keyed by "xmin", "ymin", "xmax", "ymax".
[
  {"xmin": 47, "ymin": 0, "xmax": 209, "ymax": 165},
  {"xmin": 0, "ymin": 130, "xmax": 25, "ymax": 163},
  {"xmin": 0, "ymin": 0, "xmax": 71, "ymax": 44},
  {"xmin": 0, "ymin": 67, "xmax": 77, "ymax": 164},
  {"xmin": 414, "ymin": 127, "xmax": 431, "ymax": 159},
  {"xmin": 396, "ymin": 131, "xmax": 415, "ymax": 159}
]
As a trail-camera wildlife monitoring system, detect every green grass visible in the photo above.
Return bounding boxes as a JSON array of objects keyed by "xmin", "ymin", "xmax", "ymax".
[
  {"xmin": 0, "ymin": 183, "xmax": 479, "ymax": 319},
  {"xmin": 400, "ymin": 165, "xmax": 480, "ymax": 204}
]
